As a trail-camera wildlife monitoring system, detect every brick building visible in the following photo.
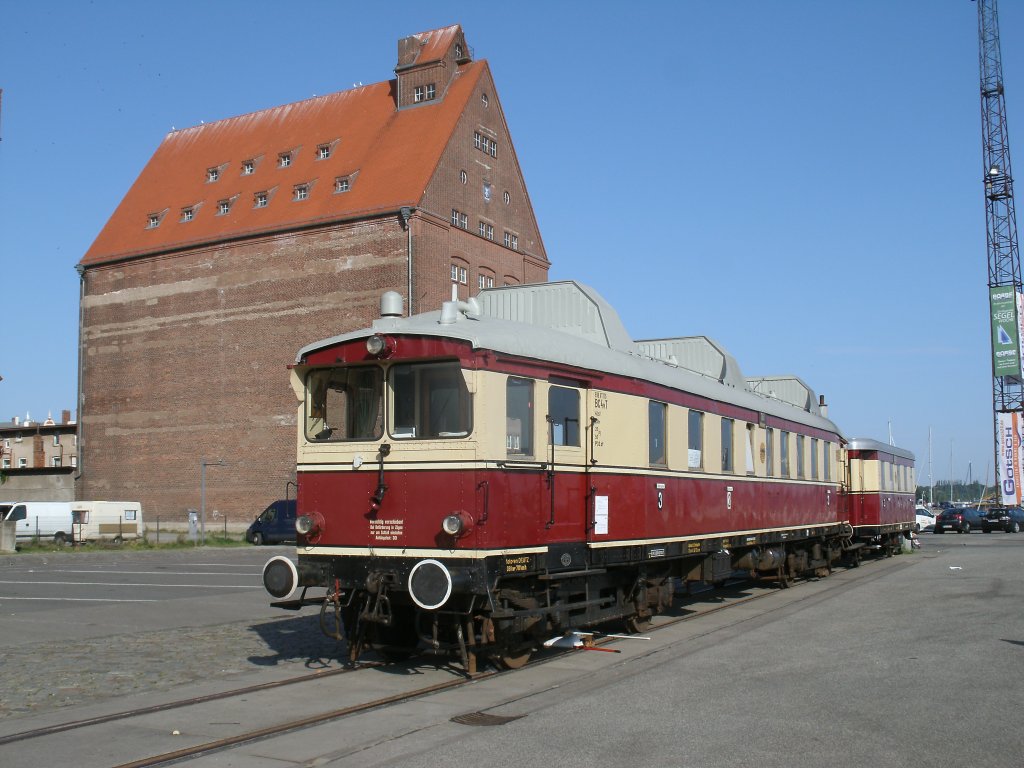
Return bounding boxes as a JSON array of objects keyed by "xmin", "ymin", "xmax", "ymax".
[
  {"xmin": 77, "ymin": 24, "xmax": 549, "ymax": 525},
  {"xmin": 0, "ymin": 411, "xmax": 78, "ymax": 501}
]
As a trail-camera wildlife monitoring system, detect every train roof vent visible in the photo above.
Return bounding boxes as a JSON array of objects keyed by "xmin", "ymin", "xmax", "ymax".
[
  {"xmin": 746, "ymin": 375, "xmax": 821, "ymax": 415},
  {"xmin": 477, "ymin": 281, "xmax": 636, "ymax": 352},
  {"xmin": 635, "ymin": 336, "xmax": 748, "ymax": 389}
]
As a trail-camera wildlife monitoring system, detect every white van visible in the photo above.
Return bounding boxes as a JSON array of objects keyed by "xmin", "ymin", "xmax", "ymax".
[
  {"xmin": 71, "ymin": 501, "xmax": 143, "ymax": 543},
  {"xmin": 2, "ymin": 502, "xmax": 74, "ymax": 543}
]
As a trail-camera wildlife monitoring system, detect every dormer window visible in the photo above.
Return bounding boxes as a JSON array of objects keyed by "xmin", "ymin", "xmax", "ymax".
[
  {"xmin": 207, "ymin": 167, "xmax": 220, "ymax": 182},
  {"xmin": 334, "ymin": 176, "xmax": 351, "ymax": 193},
  {"xmin": 217, "ymin": 199, "xmax": 232, "ymax": 215},
  {"xmin": 242, "ymin": 160, "xmax": 255, "ymax": 175},
  {"xmin": 414, "ymin": 84, "xmax": 436, "ymax": 103},
  {"xmin": 317, "ymin": 144, "xmax": 331, "ymax": 160},
  {"xmin": 254, "ymin": 191, "xmax": 268, "ymax": 208},
  {"xmin": 180, "ymin": 207, "xmax": 194, "ymax": 223},
  {"xmin": 147, "ymin": 213, "xmax": 161, "ymax": 229},
  {"xmin": 279, "ymin": 153, "xmax": 292, "ymax": 168},
  {"xmin": 293, "ymin": 184, "xmax": 309, "ymax": 201}
]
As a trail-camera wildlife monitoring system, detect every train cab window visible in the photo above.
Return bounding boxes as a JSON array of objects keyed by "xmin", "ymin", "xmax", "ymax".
[
  {"xmin": 507, "ymin": 377, "xmax": 534, "ymax": 455},
  {"xmin": 390, "ymin": 362, "xmax": 471, "ymax": 439},
  {"xmin": 305, "ymin": 366, "xmax": 383, "ymax": 441},
  {"xmin": 649, "ymin": 401, "xmax": 667, "ymax": 466},
  {"xmin": 811, "ymin": 438, "xmax": 819, "ymax": 479},
  {"xmin": 688, "ymin": 410, "xmax": 704, "ymax": 469},
  {"xmin": 796, "ymin": 435, "xmax": 805, "ymax": 478},
  {"xmin": 780, "ymin": 431, "xmax": 791, "ymax": 477},
  {"xmin": 765, "ymin": 428, "xmax": 775, "ymax": 476},
  {"xmin": 548, "ymin": 385, "xmax": 580, "ymax": 446}
]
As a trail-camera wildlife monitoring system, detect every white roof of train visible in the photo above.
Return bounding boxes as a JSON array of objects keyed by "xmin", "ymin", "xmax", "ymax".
[{"xmin": 298, "ymin": 281, "xmax": 844, "ymax": 436}]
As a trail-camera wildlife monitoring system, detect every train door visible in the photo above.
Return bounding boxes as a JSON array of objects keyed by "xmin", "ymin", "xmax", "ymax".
[{"xmin": 545, "ymin": 378, "xmax": 590, "ymax": 549}]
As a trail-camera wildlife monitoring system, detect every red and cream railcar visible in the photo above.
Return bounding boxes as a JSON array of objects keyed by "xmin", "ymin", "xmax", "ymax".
[
  {"xmin": 263, "ymin": 282, "xmax": 863, "ymax": 667},
  {"xmin": 843, "ymin": 438, "xmax": 915, "ymax": 552}
]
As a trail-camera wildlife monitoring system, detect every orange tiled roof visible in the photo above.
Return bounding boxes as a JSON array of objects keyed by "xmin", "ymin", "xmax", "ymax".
[
  {"xmin": 81, "ymin": 59, "xmax": 485, "ymax": 266},
  {"xmin": 398, "ymin": 24, "xmax": 463, "ymax": 68}
]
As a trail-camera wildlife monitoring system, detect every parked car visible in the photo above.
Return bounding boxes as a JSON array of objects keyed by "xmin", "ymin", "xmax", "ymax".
[
  {"xmin": 980, "ymin": 506, "xmax": 1024, "ymax": 533},
  {"xmin": 914, "ymin": 506, "xmax": 935, "ymax": 533},
  {"xmin": 245, "ymin": 500, "xmax": 297, "ymax": 545},
  {"xmin": 934, "ymin": 506, "xmax": 987, "ymax": 534}
]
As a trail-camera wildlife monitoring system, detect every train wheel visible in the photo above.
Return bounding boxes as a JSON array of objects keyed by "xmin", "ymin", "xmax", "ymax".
[
  {"xmin": 496, "ymin": 649, "xmax": 532, "ymax": 670},
  {"xmin": 625, "ymin": 615, "xmax": 653, "ymax": 634}
]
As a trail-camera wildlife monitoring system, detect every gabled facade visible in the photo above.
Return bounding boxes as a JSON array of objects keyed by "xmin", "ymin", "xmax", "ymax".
[{"xmin": 77, "ymin": 25, "xmax": 548, "ymax": 523}]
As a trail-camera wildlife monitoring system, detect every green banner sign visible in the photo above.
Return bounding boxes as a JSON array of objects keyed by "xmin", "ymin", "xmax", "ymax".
[{"xmin": 990, "ymin": 286, "xmax": 1022, "ymax": 377}]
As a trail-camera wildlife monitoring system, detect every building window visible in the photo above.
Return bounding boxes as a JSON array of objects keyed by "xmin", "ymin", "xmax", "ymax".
[
  {"xmin": 334, "ymin": 176, "xmax": 350, "ymax": 193},
  {"xmin": 478, "ymin": 274, "xmax": 494, "ymax": 289},
  {"xmin": 460, "ymin": 170, "xmax": 468, "ymax": 184},
  {"xmin": 242, "ymin": 160, "xmax": 255, "ymax": 175},
  {"xmin": 254, "ymin": 191, "xmax": 268, "ymax": 208},
  {"xmin": 426, "ymin": 83, "xmax": 436, "ymax": 100},
  {"xmin": 503, "ymin": 191, "xmax": 510, "ymax": 205},
  {"xmin": 649, "ymin": 401, "xmax": 667, "ymax": 466},
  {"xmin": 217, "ymin": 199, "xmax": 231, "ymax": 215},
  {"xmin": 52, "ymin": 457, "xmax": 61, "ymax": 468},
  {"xmin": 1, "ymin": 459, "xmax": 8, "ymax": 469},
  {"xmin": 481, "ymin": 92, "xmax": 489, "ymax": 107},
  {"xmin": 53, "ymin": 434, "xmax": 60, "ymax": 446},
  {"xmin": 456, "ymin": 43, "xmax": 464, "ymax": 59},
  {"xmin": 721, "ymin": 417, "xmax": 734, "ymax": 473},
  {"xmin": 147, "ymin": 213, "xmax": 160, "ymax": 228},
  {"xmin": 780, "ymin": 431, "xmax": 790, "ymax": 477},
  {"xmin": 293, "ymin": 184, "xmax": 309, "ymax": 201},
  {"xmin": 473, "ymin": 131, "xmax": 497, "ymax": 158},
  {"xmin": 180, "ymin": 207, "xmax": 194, "ymax": 222},
  {"xmin": 70, "ymin": 456, "xmax": 77, "ymax": 468},
  {"xmin": 450, "ymin": 264, "xmax": 467, "ymax": 284},
  {"xmin": 451, "ymin": 209, "xmax": 468, "ymax": 229},
  {"xmin": 503, "ymin": 232, "xmax": 518, "ymax": 250},
  {"xmin": 279, "ymin": 152, "xmax": 292, "ymax": 168},
  {"xmin": 207, "ymin": 167, "xmax": 220, "ymax": 182},
  {"xmin": 414, "ymin": 86, "xmax": 424, "ymax": 103},
  {"xmin": 478, "ymin": 222, "xmax": 494, "ymax": 240},
  {"xmin": 317, "ymin": 144, "xmax": 331, "ymax": 160},
  {"xmin": 506, "ymin": 377, "xmax": 533, "ymax": 455},
  {"xmin": 811, "ymin": 438, "xmax": 819, "ymax": 480},
  {"xmin": 18, "ymin": 458, "xmax": 27, "ymax": 468}
]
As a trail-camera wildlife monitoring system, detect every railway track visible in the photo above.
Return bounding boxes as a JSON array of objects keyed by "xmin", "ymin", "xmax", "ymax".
[{"xmin": 0, "ymin": 555, "xmax": 915, "ymax": 768}]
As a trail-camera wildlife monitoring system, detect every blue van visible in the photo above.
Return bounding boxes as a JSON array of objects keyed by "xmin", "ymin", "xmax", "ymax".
[{"xmin": 246, "ymin": 500, "xmax": 297, "ymax": 545}]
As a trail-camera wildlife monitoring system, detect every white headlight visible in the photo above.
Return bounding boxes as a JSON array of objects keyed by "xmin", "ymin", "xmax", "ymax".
[
  {"xmin": 442, "ymin": 514, "xmax": 463, "ymax": 536},
  {"xmin": 366, "ymin": 335, "xmax": 386, "ymax": 356},
  {"xmin": 296, "ymin": 515, "xmax": 317, "ymax": 535}
]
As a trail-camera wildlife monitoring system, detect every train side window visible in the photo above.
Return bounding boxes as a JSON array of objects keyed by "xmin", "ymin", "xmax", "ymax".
[
  {"xmin": 823, "ymin": 440, "xmax": 831, "ymax": 481},
  {"xmin": 688, "ymin": 410, "xmax": 704, "ymax": 469},
  {"xmin": 721, "ymin": 417, "xmax": 734, "ymax": 473},
  {"xmin": 745, "ymin": 423, "xmax": 756, "ymax": 475},
  {"xmin": 548, "ymin": 386, "xmax": 580, "ymax": 446},
  {"xmin": 506, "ymin": 377, "xmax": 534, "ymax": 455},
  {"xmin": 811, "ymin": 438, "xmax": 819, "ymax": 479},
  {"xmin": 780, "ymin": 431, "xmax": 790, "ymax": 477},
  {"xmin": 765, "ymin": 428, "xmax": 774, "ymax": 476},
  {"xmin": 796, "ymin": 435, "xmax": 805, "ymax": 478},
  {"xmin": 305, "ymin": 366, "xmax": 383, "ymax": 441},
  {"xmin": 390, "ymin": 362, "xmax": 471, "ymax": 439},
  {"xmin": 649, "ymin": 401, "xmax": 667, "ymax": 466}
]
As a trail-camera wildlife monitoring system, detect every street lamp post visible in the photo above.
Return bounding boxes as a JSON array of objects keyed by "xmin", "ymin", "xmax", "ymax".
[{"xmin": 200, "ymin": 458, "xmax": 225, "ymax": 545}]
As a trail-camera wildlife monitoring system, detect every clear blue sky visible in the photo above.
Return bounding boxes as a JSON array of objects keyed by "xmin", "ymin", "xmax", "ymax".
[{"xmin": 0, "ymin": 1, "xmax": 1016, "ymax": 493}]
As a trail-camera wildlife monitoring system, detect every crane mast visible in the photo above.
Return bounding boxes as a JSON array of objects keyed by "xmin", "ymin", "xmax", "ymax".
[{"xmin": 978, "ymin": 0, "xmax": 1024, "ymax": 496}]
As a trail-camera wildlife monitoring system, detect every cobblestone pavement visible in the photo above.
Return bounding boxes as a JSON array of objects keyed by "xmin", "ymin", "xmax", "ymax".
[
  {"xmin": 0, "ymin": 612, "xmax": 350, "ymax": 720},
  {"xmin": 0, "ymin": 548, "xmax": 351, "ymax": 721}
]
